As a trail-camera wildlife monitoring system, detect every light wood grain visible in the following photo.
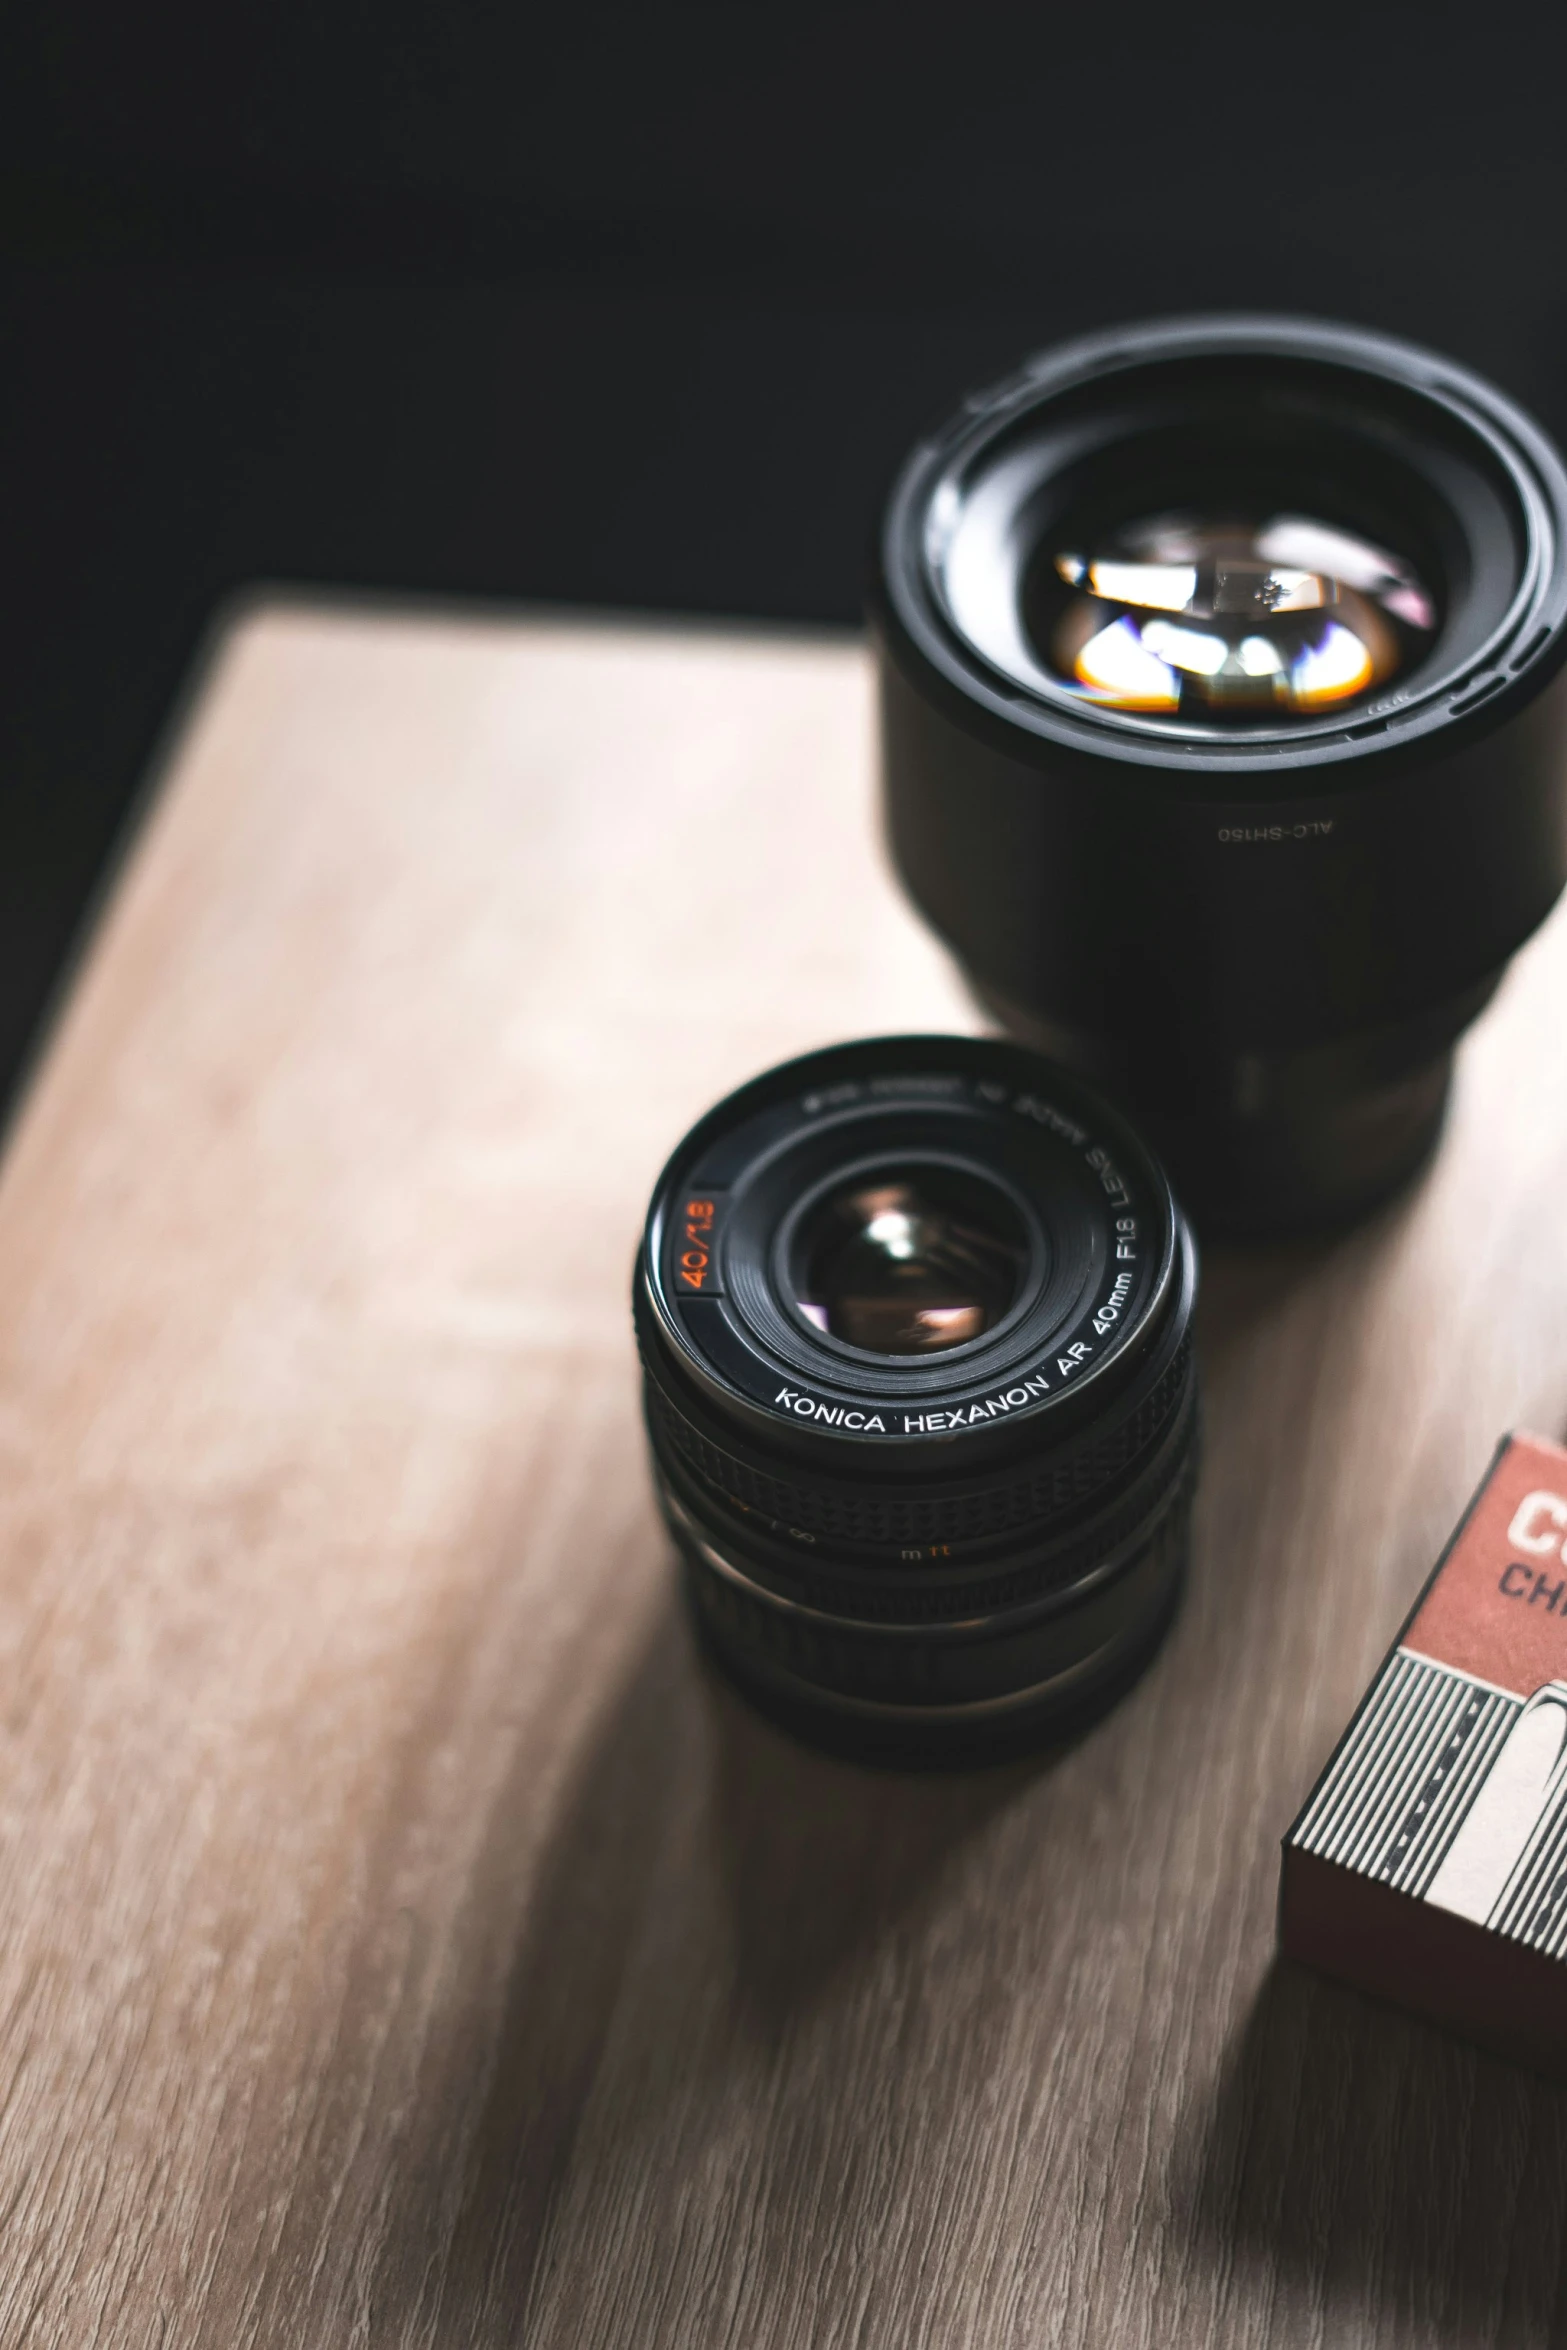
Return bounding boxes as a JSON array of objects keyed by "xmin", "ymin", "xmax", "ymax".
[{"xmin": 3, "ymin": 597, "xmax": 1567, "ymax": 2349}]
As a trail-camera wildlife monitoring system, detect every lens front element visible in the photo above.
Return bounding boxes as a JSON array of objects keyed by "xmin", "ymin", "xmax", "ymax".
[
  {"xmin": 1037, "ymin": 510, "xmax": 1438, "ymax": 723},
  {"xmin": 794, "ymin": 1165, "xmax": 1026, "ymax": 1355}
]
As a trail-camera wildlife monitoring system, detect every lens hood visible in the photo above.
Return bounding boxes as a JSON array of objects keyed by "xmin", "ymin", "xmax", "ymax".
[{"xmin": 872, "ymin": 316, "xmax": 1567, "ymax": 1232}]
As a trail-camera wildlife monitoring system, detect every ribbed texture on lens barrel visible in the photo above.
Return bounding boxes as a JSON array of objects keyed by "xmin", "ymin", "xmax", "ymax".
[
  {"xmin": 641, "ymin": 1332, "xmax": 1193, "ymax": 1557},
  {"xmin": 653, "ymin": 1383, "xmax": 1198, "ymax": 1622}
]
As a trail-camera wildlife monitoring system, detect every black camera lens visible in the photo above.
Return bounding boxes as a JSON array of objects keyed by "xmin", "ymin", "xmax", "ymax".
[
  {"xmin": 634, "ymin": 1036, "xmax": 1199, "ymax": 1763},
  {"xmin": 872, "ymin": 316, "xmax": 1567, "ymax": 1234}
]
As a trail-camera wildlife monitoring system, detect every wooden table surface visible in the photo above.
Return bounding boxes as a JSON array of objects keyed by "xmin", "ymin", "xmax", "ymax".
[{"xmin": 6, "ymin": 599, "xmax": 1567, "ymax": 2349}]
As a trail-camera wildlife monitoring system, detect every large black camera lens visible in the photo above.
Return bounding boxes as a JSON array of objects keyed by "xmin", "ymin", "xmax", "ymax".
[
  {"xmin": 634, "ymin": 1037, "xmax": 1198, "ymax": 1762},
  {"xmin": 873, "ymin": 317, "xmax": 1567, "ymax": 1233}
]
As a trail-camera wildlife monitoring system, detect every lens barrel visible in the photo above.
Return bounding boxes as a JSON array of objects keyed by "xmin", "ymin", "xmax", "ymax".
[
  {"xmin": 872, "ymin": 316, "xmax": 1567, "ymax": 1234},
  {"xmin": 635, "ymin": 1037, "xmax": 1198, "ymax": 1762}
]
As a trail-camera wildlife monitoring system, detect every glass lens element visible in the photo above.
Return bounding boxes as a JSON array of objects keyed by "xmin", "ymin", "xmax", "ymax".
[
  {"xmin": 794, "ymin": 1168, "xmax": 1026, "ymax": 1355},
  {"xmin": 1040, "ymin": 512, "xmax": 1438, "ymax": 723}
]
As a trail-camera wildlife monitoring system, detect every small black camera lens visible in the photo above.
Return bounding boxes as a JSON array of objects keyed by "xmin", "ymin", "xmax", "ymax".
[
  {"xmin": 872, "ymin": 316, "xmax": 1567, "ymax": 1234},
  {"xmin": 634, "ymin": 1037, "xmax": 1199, "ymax": 1762}
]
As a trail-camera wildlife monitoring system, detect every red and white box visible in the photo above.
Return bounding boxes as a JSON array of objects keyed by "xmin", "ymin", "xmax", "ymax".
[{"xmin": 1281, "ymin": 1431, "xmax": 1567, "ymax": 2075}]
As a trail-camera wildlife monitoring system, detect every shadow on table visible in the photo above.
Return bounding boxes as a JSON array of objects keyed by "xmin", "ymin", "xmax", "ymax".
[
  {"xmin": 1180, "ymin": 1955, "xmax": 1567, "ymax": 2341},
  {"xmin": 701, "ymin": 1651, "xmax": 1050, "ymax": 2040},
  {"xmin": 412, "ymin": 1584, "xmax": 1050, "ymax": 2338},
  {"xmin": 403, "ymin": 1603, "xmax": 699, "ymax": 2338}
]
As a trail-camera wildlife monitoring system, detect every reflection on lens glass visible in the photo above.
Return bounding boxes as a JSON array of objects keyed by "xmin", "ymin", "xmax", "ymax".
[
  {"xmin": 794, "ymin": 1169, "xmax": 1026, "ymax": 1355},
  {"xmin": 1039, "ymin": 512, "xmax": 1438, "ymax": 723}
]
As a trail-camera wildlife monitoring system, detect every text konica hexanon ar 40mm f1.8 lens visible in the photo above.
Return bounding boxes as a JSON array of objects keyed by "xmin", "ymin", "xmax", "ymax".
[
  {"xmin": 872, "ymin": 316, "xmax": 1567, "ymax": 1234},
  {"xmin": 634, "ymin": 1036, "xmax": 1198, "ymax": 1763}
]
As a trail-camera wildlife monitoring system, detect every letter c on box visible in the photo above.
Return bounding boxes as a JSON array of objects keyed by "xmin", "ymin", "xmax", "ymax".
[{"xmin": 1507, "ymin": 1490, "xmax": 1567, "ymax": 1558}]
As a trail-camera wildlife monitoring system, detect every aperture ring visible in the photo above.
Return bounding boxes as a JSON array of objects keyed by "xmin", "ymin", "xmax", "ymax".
[{"xmin": 676, "ymin": 1462, "xmax": 1194, "ymax": 1716}]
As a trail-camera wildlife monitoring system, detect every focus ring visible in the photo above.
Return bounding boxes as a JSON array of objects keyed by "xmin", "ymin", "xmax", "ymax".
[
  {"xmin": 641, "ymin": 1328, "xmax": 1193, "ymax": 1552},
  {"xmin": 657, "ymin": 1379, "xmax": 1199, "ymax": 1621}
]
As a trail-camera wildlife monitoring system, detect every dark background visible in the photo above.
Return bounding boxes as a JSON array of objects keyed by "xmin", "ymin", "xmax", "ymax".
[{"xmin": 3, "ymin": 2, "xmax": 1565, "ymax": 1100}]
